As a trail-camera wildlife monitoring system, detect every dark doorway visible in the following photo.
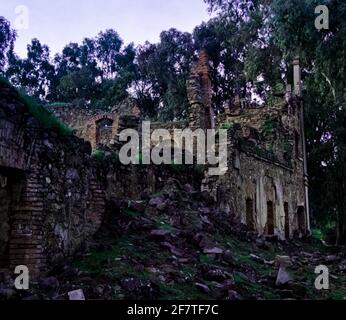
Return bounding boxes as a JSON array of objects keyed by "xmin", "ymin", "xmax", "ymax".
[
  {"xmin": 267, "ymin": 201, "xmax": 274, "ymax": 235},
  {"xmin": 246, "ymin": 198, "xmax": 255, "ymax": 230},
  {"xmin": 284, "ymin": 202, "xmax": 290, "ymax": 239},
  {"xmin": 297, "ymin": 206, "xmax": 305, "ymax": 233}
]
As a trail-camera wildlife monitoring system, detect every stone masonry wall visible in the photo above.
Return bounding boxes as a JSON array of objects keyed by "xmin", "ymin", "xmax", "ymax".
[
  {"xmin": 0, "ymin": 83, "xmax": 105, "ymax": 277},
  {"xmin": 45, "ymin": 106, "xmax": 119, "ymax": 151},
  {"xmin": 212, "ymin": 97, "xmax": 307, "ymax": 240},
  {"xmin": 46, "ymin": 99, "xmax": 141, "ymax": 151}
]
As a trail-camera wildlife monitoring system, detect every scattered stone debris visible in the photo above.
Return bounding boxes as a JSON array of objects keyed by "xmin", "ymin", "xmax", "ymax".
[
  {"xmin": 339, "ymin": 260, "xmax": 346, "ymax": 273},
  {"xmin": 68, "ymin": 289, "xmax": 86, "ymax": 301},
  {"xmin": 195, "ymin": 283, "xmax": 211, "ymax": 294},
  {"xmin": 203, "ymin": 247, "xmax": 224, "ymax": 255},
  {"xmin": 275, "ymin": 256, "xmax": 293, "ymax": 287}
]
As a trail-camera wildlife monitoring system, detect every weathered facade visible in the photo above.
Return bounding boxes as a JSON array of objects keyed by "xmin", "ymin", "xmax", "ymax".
[
  {"xmin": 214, "ymin": 105, "xmax": 308, "ymax": 240},
  {"xmin": 46, "ymin": 99, "xmax": 141, "ymax": 151},
  {"xmin": 0, "ymin": 51, "xmax": 310, "ymax": 279},
  {"xmin": 189, "ymin": 52, "xmax": 310, "ymax": 240},
  {"xmin": 48, "ymin": 51, "xmax": 310, "ymax": 240},
  {"xmin": 0, "ymin": 84, "xmax": 105, "ymax": 277}
]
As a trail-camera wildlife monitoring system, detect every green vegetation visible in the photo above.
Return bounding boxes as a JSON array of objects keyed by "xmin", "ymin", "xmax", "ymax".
[
  {"xmin": 92, "ymin": 149, "xmax": 121, "ymax": 164},
  {"xmin": 262, "ymin": 118, "xmax": 277, "ymax": 135},
  {"xmin": 158, "ymin": 283, "xmax": 211, "ymax": 300},
  {"xmin": 0, "ymin": 0, "xmax": 345, "ymax": 246},
  {"xmin": 18, "ymin": 92, "xmax": 73, "ymax": 136},
  {"xmin": 109, "ymin": 151, "xmax": 120, "ymax": 164},
  {"xmin": 0, "ymin": 77, "xmax": 72, "ymax": 136},
  {"xmin": 0, "ymin": 76, "xmax": 10, "ymax": 86},
  {"xmin": 220, "ymin": 122, "xmax": 234, "ymax": 130},
  {"xmin": 283, "ymin": 141, "xmax": 293, "ymax": 163},
  {"xmin": 312, "ymin": 228, "xmax": 323, "ymax": 241},
  {"xmin": 93, "ymin": 149, "xmax": 106, "ymax": 162},
  {"xmin": 45, "ymin": 102, "xmax": 70, "ymax": 108},
  {"xmin": 75, "ymin": 237, "xmax": 150, "ymax": 279},
  {"xmin": 199, "ymin": 254, "xmax": 214, "ymax": 264},
  {"xmin": 71, "ymin": 199, "xmax": 346, "ymax": 300}
]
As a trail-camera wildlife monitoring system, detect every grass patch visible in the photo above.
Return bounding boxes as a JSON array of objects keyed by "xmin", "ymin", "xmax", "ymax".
[
  {"xmin": 75, "ymin": 235, "xmax": 171, "ymax": 279},
  {"xmin": 199, "ymin": 254, "xmax": 214, "ymax": 264},
  {"xmin": 234, "ymin": 272, "xmax": 280, "ymax": 299},
  {"xmin": 19, "ymin": 93, "xmax": 73, "ymax": 135},
  {"xmin": 158, "ymin": 282, "xmax": 211, "ymax": 300},
  {"xmin": 0, "ymin": 77, "xmax": 72, "ymax": 135},
  {"xmin": 45, "ymin": 102, "xmax": 70, "ymax": 108}
]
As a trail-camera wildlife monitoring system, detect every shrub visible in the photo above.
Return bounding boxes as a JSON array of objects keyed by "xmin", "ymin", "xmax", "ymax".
[
  {"xmin": 93, "ymin": 149, "xmax": 106, "ymax": 162},
  {"xmin": 221, "ymin": 122, "xmax": 234, "ymax": 130},
  {"xmin": 262, "ymin": 118, "xmax": 277, "ymax": 135}
]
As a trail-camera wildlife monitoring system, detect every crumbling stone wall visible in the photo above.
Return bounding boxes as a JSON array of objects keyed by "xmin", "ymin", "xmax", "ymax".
[
  {"xmin": 99, "ymin": 50, "xmax": 309, "ymax": 240},
  {"xmin": 99, "ymin": 161, "xmax": 203, "ymax": 202},
  {"xmin": 216, "ymin": 142, "xmax": 305, "ymax": 240},
  {"xmin": 0, "ymin": 47, "xmax": 310, "ymax": 284},
  {"xmin": 46, "ymin": 98, "xmax": 141, "ymax": 150},
  {"xmin": 184, "ymin": 51, "xmax": 309, "ymax": 239},
  {"xmin": 0, "ymin": 83, "xmax": 105, "ymax": 277},
  {"xmin": 45, "ymin": 106, "xmax": 119, "ymax": 150},
  {"xmin": 210, "ymin": 95, "xmax": 307, "ymax": 240}
]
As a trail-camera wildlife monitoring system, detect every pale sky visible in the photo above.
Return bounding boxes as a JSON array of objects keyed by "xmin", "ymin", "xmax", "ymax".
[{"xmin": 0, "ymin": 0, "xmax": 211, "ymax": 58}]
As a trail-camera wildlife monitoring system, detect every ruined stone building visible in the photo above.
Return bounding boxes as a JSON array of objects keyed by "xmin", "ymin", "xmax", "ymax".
[
  {"xmin": 0, "ymin": 51, "xmax": 310, "ymax": 278},
  {"xmin": 47, "ymin": 51, "xmax": 310, "ymax": 241},
  {"xmin": 186, "ymin": 52, "xmax": 309, "ymax": 241},
  {"xmin": 45, "ymin": 98, "xmax": 141, "ymax": 151}
]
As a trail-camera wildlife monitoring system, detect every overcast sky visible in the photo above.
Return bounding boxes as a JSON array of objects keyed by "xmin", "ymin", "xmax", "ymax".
[{"xmin": 0, "ymin": 0, "xmax": 211, "ymax": 58}]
